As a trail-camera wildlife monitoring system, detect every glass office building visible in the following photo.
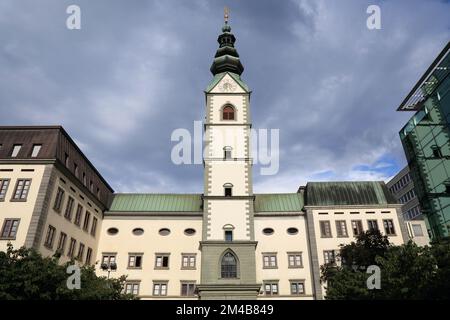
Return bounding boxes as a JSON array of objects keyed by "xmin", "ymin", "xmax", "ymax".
[{"xmin": 398, "ymin": 42, "xmax": 450, "ymax": 239}]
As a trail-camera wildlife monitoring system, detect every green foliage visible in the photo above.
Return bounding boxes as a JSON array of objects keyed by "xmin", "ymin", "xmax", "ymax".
[
  {"xmin": 321, "ymin": 231, "xmax": 450, "ymax": 300},
  {"xmin": 0, "ymin": 243, "xmax": 136, "ymax": 300}
]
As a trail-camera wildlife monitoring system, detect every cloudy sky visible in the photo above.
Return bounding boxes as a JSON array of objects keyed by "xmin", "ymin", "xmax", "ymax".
[{"xmin": 1, "ymin": 0, "xmax": 449, "ymax": 193}]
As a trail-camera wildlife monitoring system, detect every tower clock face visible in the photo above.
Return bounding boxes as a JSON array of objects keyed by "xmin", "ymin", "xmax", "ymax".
[{"xmin": 219, "ymin": 79, "xmax": 237, "ymax": 92}]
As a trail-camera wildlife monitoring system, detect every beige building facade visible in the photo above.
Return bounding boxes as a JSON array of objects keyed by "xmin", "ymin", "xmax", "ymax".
[{"xmin": 0, "ymin": 19, "xmax": 409, "ymax": 300}]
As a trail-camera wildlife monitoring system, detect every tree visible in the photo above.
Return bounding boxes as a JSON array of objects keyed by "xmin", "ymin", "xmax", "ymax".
[
  {"xmin": 320, "ymin": 229, "xmax": 391, "ymax": 300},
  {"xmin": 0, "ymin": 244, "xmax": 136, "ymax": 300},
  {"xmin": 321, "ymin": 231, "xmax": 450, "ymax": 300}
]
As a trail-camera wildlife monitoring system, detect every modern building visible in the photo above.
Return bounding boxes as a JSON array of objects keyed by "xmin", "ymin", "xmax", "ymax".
[
  {"xmin": 0, "ymin": 16, "xmax": 408, "ymax": 299},
  {"xmin": 397, "ymin": 41, "xmax": 450, "ymax": 239},
  {"xmin": 387, "ymin": 166, "xmax": 430, "ymax": 246}
]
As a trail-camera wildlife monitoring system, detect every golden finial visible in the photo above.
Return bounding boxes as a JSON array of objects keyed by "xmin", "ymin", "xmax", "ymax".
[{"xmin": 224, "ymin": 6, "xmax": 229, "ymax": 24}]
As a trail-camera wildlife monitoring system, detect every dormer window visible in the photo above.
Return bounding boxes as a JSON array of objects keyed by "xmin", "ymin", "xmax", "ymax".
[
  {"xmin": 11, "ymin": 144, "xmax": 22, "ymax": 157},
  {"xmin": 31, "ymin": 144, "xmax": 42, "ymax": 158},
  {"xmin": 224, "ymin": 183, "xmax": 233, "ymax": 197},
  {"xmin": 224, "ymin": 146, "xmax": 232, "ymax": 159},
  {"xmin": 222, "ymin": 105, "xmax": 235, "ymax": 120}
]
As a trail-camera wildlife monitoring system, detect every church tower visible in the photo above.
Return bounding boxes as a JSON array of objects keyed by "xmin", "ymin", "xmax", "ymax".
[{"xmin": 197, "ymin": 9, "xmax": 261, "ymax": 299}]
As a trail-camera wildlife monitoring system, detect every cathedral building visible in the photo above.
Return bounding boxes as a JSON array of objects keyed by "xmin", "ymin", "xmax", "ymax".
[{"xmin": 0, "ymin": 17, "xmax": 408, "ymax": 300}]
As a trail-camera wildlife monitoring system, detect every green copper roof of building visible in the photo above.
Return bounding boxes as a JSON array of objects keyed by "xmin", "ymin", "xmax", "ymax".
[
  {"xmin": 205, "ymin": 72, "xmax": 250, "ymax": 93},
  {"xmin": 108, "ymin": 193, "xmax": 304, "ymax": 212},
  {"xmin": 305, "ymin": 181, "xmax": 397, "ymax": 206},
  {"xmin": 254, "ymin": 193, "xmax": 304, "ymax": 212},
  {"xmin": 109, "ymin": 194, "xmax": 203, "ymax": 212}
]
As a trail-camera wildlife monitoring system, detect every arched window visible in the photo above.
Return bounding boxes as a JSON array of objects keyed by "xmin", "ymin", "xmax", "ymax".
[
  {"xmin": 224, "ymin": 146, "xmax": 232, "ymax": 159},
  {"xmin": 221, "ymin": 252, "xmax": 237, "ymax": 278},
  {"xmin": 222, "ymin": 105, "xmax": 235, "ymax": 120}
]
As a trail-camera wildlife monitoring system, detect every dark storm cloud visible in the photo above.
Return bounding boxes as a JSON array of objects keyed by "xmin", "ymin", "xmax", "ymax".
[{"xmin": 1, "ymin": 0, "xmax": 449, "ymax": 193}]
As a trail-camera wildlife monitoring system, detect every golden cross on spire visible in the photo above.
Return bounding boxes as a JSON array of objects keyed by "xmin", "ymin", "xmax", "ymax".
[{"xmin": 224, "ymin": 6, "xmax": 229, "ymax": 24}]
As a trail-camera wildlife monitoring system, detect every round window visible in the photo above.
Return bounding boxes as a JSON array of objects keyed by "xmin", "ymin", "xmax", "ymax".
[
  {"xmin": 132, "ymin": 228, "xmax": 144, "ymax": 236},
  {"xmin": 159, "ymin": 228, "xmax": 171, "ymax": 236},
  {"xmin": 262, "ymin": 228, "xmax": 274, "ymax": 235},
  {"xmin": 107, "ymin": 227, "xmax": 119, "ymax": 235},
  {"xmin": 184, "ymin": 228, "xmax": 196, "ymax": 236},
  {"xmin": 287, "ymin": 227, "xmax": 299, "ymax": 235}
]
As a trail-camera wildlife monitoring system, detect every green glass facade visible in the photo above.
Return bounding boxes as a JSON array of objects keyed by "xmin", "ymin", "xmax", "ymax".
[{"xmin": 399, "ymin": 44, "xmax": 450, "ymax": 239}]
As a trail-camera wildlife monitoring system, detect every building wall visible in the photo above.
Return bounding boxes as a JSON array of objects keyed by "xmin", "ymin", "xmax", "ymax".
[
  {"xmin": 387, "ymin": 166, "xmax": 422, "ymax": 221},
  {"xmin": 254, "ymin": 215, "xmax": 314, "ymax": 300},
  {"xmin": 0, "ymin": 163, "xmax": 46, "ymax": 252},
  {"xmin": 405, "ymin": 220, "xmax": 430, "ymax": 247},
  {"xmin": 400, "ymin": 58, "xmax": 450, "ymax": 238},
  {"xmin": 310, "ymin": 206, "xmax": 406, "ymax": 269},
  {"xmin": 96, "ymin": 215, "xmax": 203, "ymax": 299},
  {"xmin": 38, "ymin": 168, "xmax": 103, "ymax": 264}
]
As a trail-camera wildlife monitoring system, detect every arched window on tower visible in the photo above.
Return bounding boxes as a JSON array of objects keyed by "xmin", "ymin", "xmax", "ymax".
[
  {"xmin": 221, "ymin": 252, "xmax": 237, "ymax": 278},
  {"xmin": 224, "ymin": 146, "xmax": 232, "ymax": 159},
  {"xmin": 222, "ymin": 105, "xmax": 235, "ymax": 120}
]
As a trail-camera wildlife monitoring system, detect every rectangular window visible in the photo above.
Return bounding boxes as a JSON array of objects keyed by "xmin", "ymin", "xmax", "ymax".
[
  {"xmin": 12, "ymin": 179, "xmax": 31, "ymax": 200},
  {"xmin": 11, "ymin": 144, "xmax": 22, "ymax": 157},
  {"xmin": 288, "ymin": 253, "xmax": 303, "ymax": 268},
  {"xmin": 290, "ymin": 280, "xmax": 305, "ymax": 295},
  {"xmin": 83, "ymin": 211, "xmax": 91, "ymax": 231},
  {"xmin": 90, "ymin": 217, "xmax": 98, "ymax": 237},
  {"xmin": 102, "ymin": 254, "xmax": 116, "ymax": 265},
  {"xmin": 336, "ymin": 220, "xmax": 348, "ymax": 237},
  {"xmin": 128, "ymin": 254, "xmax": 143, "ymax": 268},
  {"xmin": 44, "ymin": 225, "xmax": 56, "ymax": 249},
  {"xmin": 263, "ymin": 282, "xmax": 279, "ymax": 296},
  {"xmin": 125, "ymin": 282, "xmax": 140, "ymax": 295},
  {"xmin": 181, "ymin": 282, "xmax": 196, "ymax": 296},
  {"xmin": 74, "ymin": 204, "xmax": 83, "ymax": 226},
  {"xmin": 320, "ymin": 220, "xmax": 332, "ymax": 238},
  {"xmin": 181, "ymin": 254, "xmax": 196, "ymax": 269},
  {"xmin": 64, "ymin": 196, "xmax": 75, "ymax": 221},
  {"xmin": 412, "ymin": 224, "xmax": 424, "ymax": 237},
  {"xmin": 368, "ymin": 220, "xmax": 379, "ymax": 231},
  {"xmin": 53, "ymin": 187, "xmax": 65, "ymax": 213},
  {"xmin": 77, "ymin": 243, "xmax": 85, "ymax": 262},
  {"xmin": 383, "ymin": 219, "xmax": 396, "ymax": 235},
  {"xmin": 155, "ymin": 254, "xmax": 170, "ymax": 269},
  {"xmin": 262, "ymin": 254, "xmax": 278, "ymax": 269},
  {"xmin": 153, "ymin": 282, "xmax": 168, "ymax": 296},
  {"xmin": 68, "ymin": 238, "xmax": 77, "ymax": 258},
  {"xmin": 0, "ymin": 219, "xmax": 20, "ymax": 239},
  {"xmin": 31, "ymin": 144, "xmax": 42, "ymax": 157},
  {"xmin": 351, "ymin": 220, "xmax": 364, "ymax": 236},
  {"xmin": 85, "ymin": 247, "xmax": 93, "ymax": 265},
  {"xmin": 224, "ymin": 187, "xmax": 232, "ymax": 197},
  {"xmin": 224, "ymin": 149, "xmax": 232, "ymax": 159},
  {"xmin": 225, "ymin": 230, "xmax": 233, "ymax": 242},
  {"xmin": 0, "ymin": 179, "xmax": 10, "ymax": 201},
  {"xmin": 323, "ymin": 250, "xmax": 336, "ymax": 264},
  {"xmin": 56, "ymin": 232, "xmax": 67, "ymax": 255}
]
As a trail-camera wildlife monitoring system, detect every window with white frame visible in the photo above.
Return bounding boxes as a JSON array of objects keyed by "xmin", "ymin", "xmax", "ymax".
[
  {"xmin": 263, "ymin": 281, "xmax": 279, "ymax": 296},
  {"xmin": 153, "ymin": 282, "xmax": 168, "ymax": 296},
  {"xmin": 262, "ymin": 254, "xmax": 277, "ymax": 269},
  {"xmin": 181, "ymin": 254, "xmax": 196, "ymax": 269},
  {"xmin": 288, "ymin": 252, "xmax": 303, "ymax": 268}
]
